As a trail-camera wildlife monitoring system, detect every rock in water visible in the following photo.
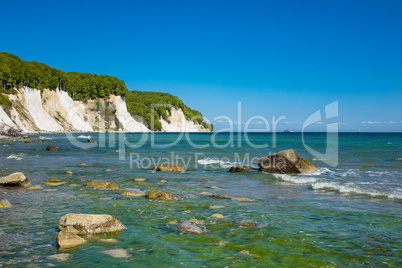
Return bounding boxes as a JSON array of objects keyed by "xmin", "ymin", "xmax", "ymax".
[
  {"xmin": 0, "ymin": 172, "xmax": 28, "ymax": 187},
  {"xmin": 46, "ymin": 145, "xmax": 58, "ymax": 151},
  {"xmin": 156, "ymin": 163, "xmax": 185, "ymax": 172},
  {"xmin": 0, "ymin": 198, "xmax": 12, "ymax": 208},
  {"xmin": 56, "ymin": 230, "xmax": 86, "ymax": 249},
  {"xmin": 87, "ymin": 138, "xmax": 95, "ymax": 142},
  {"xmin": 258, "ymin": 149, "xmax": 317, "ymax": 174},
  {"xmin": 59, "ymin": 213, "xmax": 126, "ymax": 234},
  {"xmin": 44, "ymin": 177, "xmax": 65, "ymax": 186},
  {"xmin": 229, "ymin": 166, "xmax": 253, "ymax": 173},
  {"xmin": 177, "ymin": 220, "xmax": 207, "ymax": 234},
  {"xmin": 145, "ymin": 190, "xmax": 177, "ymax": 200},
  {"xmin": 47, "ymin": 253, "xmax": 73, "ymax": 261},
  {"xmin": 86, "ymin": 179, "xmax": 119, "ymax": 190},
  {"xmin": 120, "ymin": 189, "xmax": 145, "ymax": 197},
  {"xmin": 102, "ymin": 249, "xmax": 131, "ymax": 258}
]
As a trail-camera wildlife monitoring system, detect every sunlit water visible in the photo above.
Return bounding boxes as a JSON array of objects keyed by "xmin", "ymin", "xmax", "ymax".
[{"xmin": 0, "ymin": 133, "xmax": 401, "ymax": 267}]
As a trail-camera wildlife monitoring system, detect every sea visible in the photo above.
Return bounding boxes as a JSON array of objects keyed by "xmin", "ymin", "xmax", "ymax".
[{"xmin": 0, "ymin": 132, "xmax": 401, "ymax": 267}]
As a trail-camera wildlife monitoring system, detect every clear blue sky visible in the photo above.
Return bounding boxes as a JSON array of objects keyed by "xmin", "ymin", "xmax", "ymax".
[{"xmin": 2, "ymin": 0, "xmax": 401, "ymax": 131}]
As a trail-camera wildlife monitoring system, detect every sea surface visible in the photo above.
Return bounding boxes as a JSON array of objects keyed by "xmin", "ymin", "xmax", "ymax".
[{"xmin": 0, "ymin": 132, "xmax": 401, "ymax": 267}]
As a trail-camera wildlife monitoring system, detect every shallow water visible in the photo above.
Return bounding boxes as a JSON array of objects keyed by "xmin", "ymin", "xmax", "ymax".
[{"xmin": 0, "ymin": 133, "xmax": 401, "ymax": 267}]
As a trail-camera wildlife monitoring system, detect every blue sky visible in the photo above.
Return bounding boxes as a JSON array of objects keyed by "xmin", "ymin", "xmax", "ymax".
[{"xmin": 2, "ymin": 0, "xmax": 401, "ymax": 131}]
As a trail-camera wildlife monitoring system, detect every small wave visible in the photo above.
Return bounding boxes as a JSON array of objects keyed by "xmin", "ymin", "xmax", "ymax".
[
  {"xmin": 77, "ymin": 135, "xmax": 91, "ymax": 139},
  {"xmin": 272, "ymin": 173, "xmax": 319, "ymax": 184},
  {"xmin": 366, "ymin": 171, "xmax": 391, "ymax": 176},
  {"xmin": 311, "ymin": 182, "xmax": 402, "ymax": 200},
  {"xmin": 395, "ymin": 158, "xmax": 402, "ymax": 161},
  {"xmin": 302, "ymin": 167, "xmax": 332, "ymax": 176},
  {"xmin": 39, "ymin": 136, "xmax": 52, "ymax": 140},
  {"xmin": 7, "ymin": 154, "xmax": 23, "ymax": 161}
]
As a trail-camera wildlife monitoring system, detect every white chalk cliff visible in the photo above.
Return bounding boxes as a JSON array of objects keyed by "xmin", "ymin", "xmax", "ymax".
[{"xmin": 0, "ymin": 87, "xmax": 210, "ymax": 132}]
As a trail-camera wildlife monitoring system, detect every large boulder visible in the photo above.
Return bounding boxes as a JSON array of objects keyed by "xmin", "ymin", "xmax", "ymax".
[
  {"xmin": 56, "ymin": 230, "xmax": 86, "ymax": 249},
  {"xmin": 0, "ymin": 172, "xmax": 29, "ymax": 187},
  {"xmin": 229, "ymin": 166, "xmax": 253, "ymax": 173},
  {"xmin": 258, "ymin": 149, "xmax": 317, "ymax": 174},
  {"xmin": 86, "ymin": 179, "xmax": 119, "ymax": 190},
  {"xmin": 59, "ymin": 213, "xmax": 126, "ymax": 235},
  {"xmin": 145, "ymin": 190, "xmax": 177, "ymax": 200},
  {"xmin": 156, "ymin": 163, "xmax": 185, "ymax": 172}
]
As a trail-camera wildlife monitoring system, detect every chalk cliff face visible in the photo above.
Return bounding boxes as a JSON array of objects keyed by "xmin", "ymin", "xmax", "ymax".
[
  {"xmin": 160, "ymin": 107, "xmax": 210, "ymax": 132},
  {"xmin": 0, "ymin": 87, "xmax": 210, "ymax": 132}
]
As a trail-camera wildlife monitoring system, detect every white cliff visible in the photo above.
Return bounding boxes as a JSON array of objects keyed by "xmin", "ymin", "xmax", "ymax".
[
  {"xmin": 0, "ymin": 88, "xmax": 209, "ymax": 132},
  {"xmin": 160, "ymin": 107, "xmax": 210, "ymax": 132}
]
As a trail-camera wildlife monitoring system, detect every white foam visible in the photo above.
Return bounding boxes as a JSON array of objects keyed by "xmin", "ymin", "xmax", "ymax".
[
  {"xmin": 7, "ymin": 154, "xmax": 23, "ymax": 161},
  {"xmin": 302, "ymin": 167, "xmax": 332, "ymax": 176},
  {"xmin": 77, "ymin": 135, "xmax": 91, "ymax": 139},
  {"xmin": 272, "ymin": 173, "xmax": 319, "ymax": 184},
  {"xmin": 311, "ymin": 182, "xmax": 402, "ymax": 200},
  {"xmin": 395, "ymin": 158, "xmax": 402, "ymax": 161}
]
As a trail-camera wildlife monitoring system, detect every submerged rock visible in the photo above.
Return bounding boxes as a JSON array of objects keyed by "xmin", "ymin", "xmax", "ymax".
[
  {"xmin": 46, "ymin": 145, "xmax": 58, "ymax": 151},
  {"xmin": 145, "ymin": 190, "xmax": 177, "ymax": 200},
  {"xmin": 0, "ymin": 198, "xmax": 12, "ymax": 208},
  {"xmin": 102, "ymin": 248, "xmax": 131, "ymax": 258},
  {"xmin": 232, "ymin": 197, "xmax": 256, "ymax": 202},
  {"xmin": 59, "ymin": 213, "xmax": 126, "ymax": 235},
  {"xmin": 28, "ymin": 185, "xmax": 41, "ymax": 190},
  {"xmin": 229, "ymin": 166, "xmax": 253, "ymax": 173},
  {"xmin": 258, "ymin": 149, "xmax": 317, "ymax": 174},
  {"xmin": 44, "ymin": 177, "xmax": 65, "ymax": 186},
  {"xmin": 208, "ymin": 194, "xmax": 232, "ymax": 199},
  {"xmin": 236, "ymin": 220, "xmax": 258, "ymax": 228},
  {"xmin": 156, "ymin": 162, "xmax": 185, "ymax": 172},
  {"xmin": 120, "ymin": 189, "xmax": 145, "ymax": 197},
  {"xmin": 86, "ymin": 179, "xmax": 119, "ymax": 190},
  {"xmin": 210, "ymin": 213, "xmax": 224, "ymax": 219},
  {"xmin": 77, "ymin": 163, "xmax": 86, "ymax": 166},
  {"xmin": 56, "ymin": 230, "xmax": 86, "ymax": 249},
  {"xmin": 0, "ymin": 172, "xmax": 29, "ymax": 187},
  {"xmin": 132, "ymin": 178, "xmax": 146, "ymax": 182},
  {"xmin": 64, "ymin": 170, "xmax": 73, "ymax": 175},
  {"xmin": 177, "ymin": 219, "xmax": 207, "ymax": 234},
  {"xmin": 47, "ymin": 253, "xmax": 73, "ymax": 262},
  {"xmin": 158, "ymin": 180, "xmax": 167, "ymax": 183},
  {"xmin": 87, "ymin": 138, "xmax": 95, "ymax": 142},
  {"xmin": 100, "ymin": 238, "xmax": 118, "ymax": 243}
]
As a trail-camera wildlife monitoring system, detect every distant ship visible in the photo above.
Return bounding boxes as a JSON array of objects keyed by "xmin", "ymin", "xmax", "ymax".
[{"xmin": 284, "ymin": 129, "xmax": 293, "ymax": 133}]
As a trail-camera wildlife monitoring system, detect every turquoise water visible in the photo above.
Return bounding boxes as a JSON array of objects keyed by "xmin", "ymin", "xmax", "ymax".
[{"xmin": 0, "ymin": 133, "xmax": 401, "ymax": 267}]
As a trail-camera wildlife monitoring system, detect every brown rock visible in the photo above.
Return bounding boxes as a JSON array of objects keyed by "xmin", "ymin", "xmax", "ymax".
[
  {"xmin": 56, "ymin": 230, "xmax": 86, "ymax": 249},
  {"xmin": 46, "ymin": 145, "xmax": 58, "ymax": 151},
  {"xmin": 77, "ymin": 163, "xmax": 86, "ymax": 166},
  {"xmin": 156, "ymin": 163, "xmax": 185, "ymax": 172},
  {"xmin": 258, "ymin": 149, "xmax": 317, "ymax": 174},
  {"xmin": 208, "ymin": 194, "xmax": 232, "ymax": 199},
  {"xmin": 58, "ymin": 213, "xmax": 126, "ymax": 235},
  {"xmin": 64, "ymin": 170, "xmax": 73, "ymax": 175},
  {"xmin": 28, "ymin": 185, "xmax": 41, "ymax": 190},
  {"xmin": 237, "ymin": 220, "xmax": 258, "ymax": 228},
  {"xmin": 145, "ymin": 190, "xmax": 177, "ymax": 200},
  {"xmin": 229, "ymin": 166, "xmax": 253, "ymax": 173},
  {"xmin": 86, "ymin": 179, "xmax": 119, "ymax": 190},
  {"xmin": 24, "ymin": 140, "xmax": 31, "ymax": 143},
  {"xmin": 0, "ymin": 172, "xmax": 29, "ymax": 187},
  {"xmin": 87, "ymin": 138, "xmax": 95, "ymax": 142}
]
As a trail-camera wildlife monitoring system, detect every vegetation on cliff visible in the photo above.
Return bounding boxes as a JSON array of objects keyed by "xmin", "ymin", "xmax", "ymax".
[
  {"xmin": 126, "ymin": 91, "xmax": 213, "ymax": 131},
  {"xmin": 0, "ymin": 52, "xmax": 213, "ymax": 131}
]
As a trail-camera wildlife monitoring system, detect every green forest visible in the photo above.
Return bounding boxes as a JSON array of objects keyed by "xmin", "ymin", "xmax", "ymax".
[{"xmin": 0, "ymin": 52, "xmax": 213, "ymax": 131}]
